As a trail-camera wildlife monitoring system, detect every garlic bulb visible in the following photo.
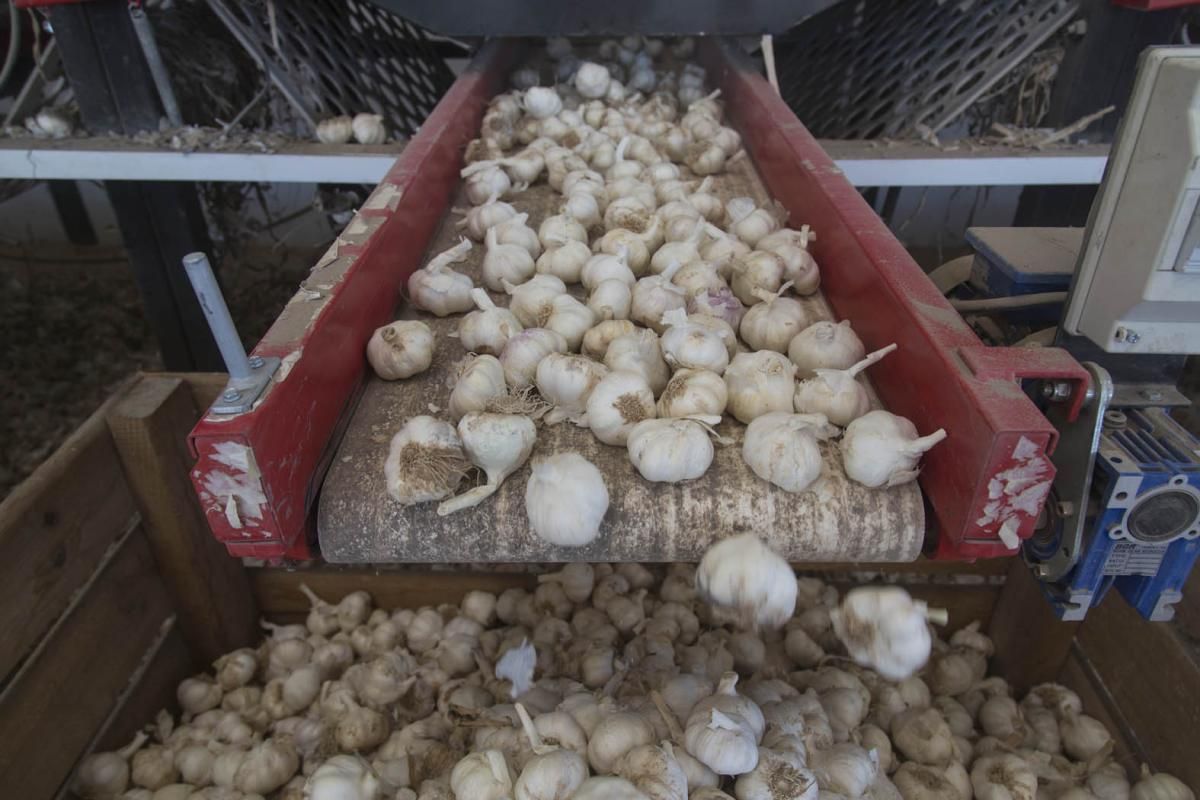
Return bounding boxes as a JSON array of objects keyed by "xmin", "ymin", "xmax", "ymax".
[
  {"xmin": 831, "ymin": 586, "xmax": 946, "ymax": 680},
  {"xmin": 583, "ymin": 319, "xmax": 638, "ymax": 360},
  {"xmin": 536, "ymin": 353, "xmax": 608, "ymax": 424},
  {"xmin": 788, "ymin": 321, "xmax": 865, "ymax": 379},
  {"xmin": 605, "ymin": 330, "xmax": 671, "ymax": 396},
  {"xmin": 585, "ymin": 370, "xmax": 657, "ymax": 446},
  {"xmin": 685, "ymin": 708, "xmax": 759, "ymax": 776},
  {"xmin": 178, "ymin": 675, "xmax": 222, "ymax": 715},
  {"xmin": 810, "ymin": 744, "xmax": 879, "ymax": 799},
  {"xmin": 367, "ymin": 321, "xmax": 434, "ymax": 380},
  {"xmin": 840, "ymin": 410, "xmax": 947, "ymax": 489},
  {"xmin": 408, "ymin": 239, "xmax": 475, "ymax": 317},
  {"xmin": 384, "ymin": 416, "xmax": 468, "ymax": 505},
  {"xmin": 742, "ymin": 412, "xmax": 838, "ymax": 493},
  {"xmin": 539, "ymin": 562, "xmax": 596, "ymax": 605},
  {"xmin": 731, "ymin": 252, "xmax": 787, "ymax": 306},
  {"xmin": 543, "ymin": 295, "xmax": 597, "ymax": 352},
  {"xmin": 582, "ymin": 250, "xmax": 638, "ymax": 291},
  {"xmin": 450, "ymin": 750, "xmax": 515, "ymax": 800},
  {"xmin": 449, "ymin": 354, "xmax": 507, "ymax": 420},
  {"xmin": 735, "ymin": 748, "xmax": 818, "ymax": 800},
  {"xmin": 352, "ymin": 112, "xmax": 387, "ymax": 144},
  {"xmin": 1132, "ymin": 766, "xmax": 1193, "ymax": 800},
  {"xmin": 627, "ymin": 417, "xmax": 722, "ymax": 483},
  {"xmin": 588, "ymin": 712, "xmax": 656, "ymax": 773},
  {"xmin": 689, "ymin": 672, "xmax": 766, "ymax": 742},
  {"xmin": 793, "ymin": 344, "xmax": 895, "ymax": 426},
  {"xmin": 465, "ymin": 164, "xmax": 514, "ymax": 206},
  {"xmin": 724, "ymin": 351, "xmax": 798, "ymax": 423},
  {"xmin": 316, "ymin": 116, "xmax": 354, "ymax": 144},
  {"xmin": 460, "ymin": 288, "xmax": 523, "ymax": 356},
  {"xmin": 525, "ymin": 453, "xmax": 609, "ymax": 546},
  {"xmin": 660, "ymin": 308, "xmax": 730, "ymax": 374},
  {"xmin": 696, "ymin": 534, "xmax": 797, "ymax": 628},
  {"xmin": 893, "ymin": 763, "xmax": 965, "ymax": 800},
  {"xmin": 460, "ymin": 198, "xmax": 519, "ymax": 242},
  {"xmin": 513, "ymin": 705, "xmax": 588, "ymax": 800},
  {"xmin": 484, "ymin": 227, "xmax": 537, "ymax": 291},
  {"xmin": 539, "ymin": 214, "xmax": 588, "ymax": 249},
  {"xmin": 615, "ymin": 744, "xmax": 688, "ymax": 800},
  {"xmin": 573, "ymin": 777, "xmax": 655, "ymax": 800},
  {"xmin": 438, "ymin": 413, "xmax": 536, "ymax": 515},
  {"xmin": 589, "ymin": 279, "xmax": 634, "ymax": 321},
  {"xmin": 672, "ymin": 261, "xmax": 727, "ymax": 299},
  {"xmin": 524, "ymin": 87, "xmax": 563, "ymax": 119},
  {"xmin": 726, "ymin": 198, "xmax": 781, "ymax": 247},
  {"xmin": 631, "ymin": 264, "xmax": 689, "ymax": 333},
  {"xmin": 687, "ymin": 141, "xmax": 727, "ymax": 175},
  {"xmin": 505, "ymin": 274, "xmax": 567, "ymax": 328},
  {"xmin": 740, "ymin": 282, "xmax": 809, "ymax": 353},
  {"xmin": 536, "ymin": 240, "xmax": 592, "ymax": 283},
  {"xmin": 891, "ymin": 708, "xmax": 955, "ymax": 767},
  {"xmin": 235, "ymin": 737, "xmax": 300, "ymax": 793},
  {"xmin": 658, "ymin": 368, "xmax": 728, "ymax": 418},
  {"xmin": 1060, "ymin": 711, "xmax": 1113, "ymax": 761},
  {"xmin": 597, "ymin": 229, "xmax": 651, "ymax": 275},
  {"xmin": 970, "ymin": 754, "xmax": 1037, "ymax": 800},
  {"xmin": 1089, "ymin": 762, "xmax": 1132, "ymax": 800},
  {"xmin": 501, "ymin": 328, "xmax": 569, "ymax": 388}
]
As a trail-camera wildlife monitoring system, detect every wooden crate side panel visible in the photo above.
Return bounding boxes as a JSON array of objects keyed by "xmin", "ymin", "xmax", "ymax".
[
  {"xmin": 0, "ymin": 393, "xmax": 139, "ymax": 681},
  {"xmin": 0, "ymin": 528, "xmax": 174, "ymax": 798},
  {"xmin": 1058, "ymin": 648, "xmax": 1145, "ymax": 775},
  {"xmin": 1073, "ymin": 591, "xmax": 1200, "ymax": 789},
  {"xmin": 95, "ymin": 624, "xmax": 193, "ymax": 752},
  {"xmin": 987, "ymin": 558, "xmax": 1081, "ymax": 691}
]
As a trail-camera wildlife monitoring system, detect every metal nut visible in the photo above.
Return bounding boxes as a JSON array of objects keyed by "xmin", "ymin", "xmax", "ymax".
[
  {"xmin": 248, "ymin": 355, "xmax": 265, "ymax": 369},
  {"xmin": 222, "ymin": 388, "xmax": 242, "ymax": 401},
  {"xmin": 1115, "ymin": 327, "xmax": 1141, "ymax": 344},
  {"xmin": 1042, "ymin": 381, "xmax": 1073, "ymax": 402},
  {"xmin": 1140, "ymin": 389, "xmax": 1163, "ymax": 402}
]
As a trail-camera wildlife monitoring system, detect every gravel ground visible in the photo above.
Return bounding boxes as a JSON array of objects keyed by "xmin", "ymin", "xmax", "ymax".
[{"xmin": 0, "ymin": 246, "xmax": 318, "ymax": 499}]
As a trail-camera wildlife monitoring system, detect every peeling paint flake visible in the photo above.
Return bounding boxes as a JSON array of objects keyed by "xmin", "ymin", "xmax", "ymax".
[
  {"xmin": 203, "ymin": 442, "xmax": 268, "ymax": 528},
  {"xmin": 975, "ymin": 436, "xmax": 1054, "ymax": 533},
  {"xmin": 363, "ymin": 183, "xmax": 403, "ymax": 211},
  {"xmin": 277, "ymin": 348, "xmax": 303, "ymax": 382}
]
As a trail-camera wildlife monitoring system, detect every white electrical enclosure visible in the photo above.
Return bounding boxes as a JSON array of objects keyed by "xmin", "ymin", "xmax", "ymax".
[{"xmin": 1064, "ymin": 46, "xmax": 1200, "ymax": 354}]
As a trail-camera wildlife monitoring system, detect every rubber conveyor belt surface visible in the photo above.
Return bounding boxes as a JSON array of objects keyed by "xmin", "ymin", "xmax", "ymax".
[{"xmin": 317, "ymin": 155, "xmax": 925, "ymax": 563}]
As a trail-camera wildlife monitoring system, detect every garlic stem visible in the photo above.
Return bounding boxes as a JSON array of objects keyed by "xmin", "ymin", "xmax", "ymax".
[
  {"xmin": 846, "ymin": 342, "xmax": 898, "ymax": 378},
  {"xmin": 650, "ymin": 690, "xmax": 686, "ymax": 743}
]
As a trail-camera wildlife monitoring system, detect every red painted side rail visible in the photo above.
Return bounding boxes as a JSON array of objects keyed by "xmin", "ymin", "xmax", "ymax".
[
  {"xmin": 699, "ymin": 40, "xmax": 1088, "ymax": 560},
  {"xmin": 187, "ymin": 41, "xmax": 521, "ymax": 560}
]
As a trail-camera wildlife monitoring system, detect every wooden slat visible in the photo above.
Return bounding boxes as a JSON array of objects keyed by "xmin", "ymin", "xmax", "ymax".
[
  {"xmin": 0, "ymin": 527, "xmax": 173, "ymax": 798},
  {"xmin": 987, "ymin": 558, "xmax": 1081, "ymax": 692},
  {"xmin": 107, "ymin": 375, "xmax": 258, "ymax": 663},
  {"xmin": 1074, "ymin": 590, "xmax": 1200, "ymax": 788},
  {"xmin": 95, "ymin": 624, "xmax": 193, "ymax": 752},
  {"xmin": 1059, "ymin": 647, "xmax": 1144, "ymax": 775},
  {"xmin": 0, "ymin": 383, "xmax": 139, "ymax": 682}
]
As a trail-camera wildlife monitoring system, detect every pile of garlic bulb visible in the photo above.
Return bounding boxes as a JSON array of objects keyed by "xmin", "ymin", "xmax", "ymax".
[
  {"xmin": 363, "ymin": 35, "xmax": 946, "ymax": 540},
  {"xmin": 72, "ymin": 563, "xmax": 1191, "ymax": 800}
]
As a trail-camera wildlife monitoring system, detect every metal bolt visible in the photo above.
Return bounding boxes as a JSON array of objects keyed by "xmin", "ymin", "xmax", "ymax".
[
  {"xmin": 1042, "ymin": 381, "xmax": 1073, "ymax": 402},
  {"xmin": 1032, "ymin": 564, "xmax": 1050, "ymax": 579},
  {"xmin": 1057, "ymin": 500, "xmax": 1076, "ymax": 517},
  {"xmin": 248, "ymin": 355, "xmax": 265, "ymax": 369},
  {"xmin": 1140, "ymin": 389, "xmax": 1163, "ymax": 402},
  {"xmin": 1115, "ymin": 327, "xmax": 1140, "ymax": 344},
  {"xmin": 222, "ymin": 388, "xmax": 242, "ymax": 401}
]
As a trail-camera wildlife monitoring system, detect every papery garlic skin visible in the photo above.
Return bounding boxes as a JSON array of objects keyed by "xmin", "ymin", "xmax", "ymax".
[
  {"xmin": 658, "ymin": 368, "xmax": 728, "ymax": 418},
  {"xmin": 735, "ymin": 747, "xmax": 818, "ymax": 800},
  {"xmin": 696, "ymin": 533, "xmax": 797, "ymax": 629},
  {"xmin": 627, "ymin": 417, "xmax": 718, "ymax": 483},
  {"xmin": 384, "ymin": 416, "xmax": 468, "ymax": 505},
  {"xmin": 367, "ymin": 321, "xmax": 434, "ymax": 380},
  {"xmin": 742, "ymin": 412, "xmax": 838, "ymax": 493},
  {"xmin": 724, "ymin": 351, "xmax": 798, "ymax": 424},
  {"xmin": 585, "ymin": 370, "xmax": 657, "ymax": 446},
  {"xmin": 525, "ymin": 453, "xmax": 609, "ymax": 546},
  {"xmin": 840, "ymin": 410, "xmax": 947, "ymax": 489},
  {"xmin": 788, "ymin": 320, "xmax": 865, "ymax": 379}
]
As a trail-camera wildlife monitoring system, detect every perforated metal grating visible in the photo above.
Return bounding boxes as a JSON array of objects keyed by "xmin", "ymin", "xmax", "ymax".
[
  {"xmin": 774, "ymin": 0, "xmax": 1078, "ymax": 139},
  {"xmin": 206, "ymin": 0, "xmax": 455, "ymax": 137}
]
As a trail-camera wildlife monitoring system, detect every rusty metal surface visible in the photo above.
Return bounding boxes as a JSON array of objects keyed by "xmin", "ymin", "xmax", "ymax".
[{"xmin": 318, "ymin": 159, "xmax": 925, "ymax": 564}]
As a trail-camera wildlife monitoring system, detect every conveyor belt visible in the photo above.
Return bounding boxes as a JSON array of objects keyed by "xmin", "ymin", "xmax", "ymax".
[{"xmin": 317, "ymin": 156, "xmax": 925, "ymax": 563}]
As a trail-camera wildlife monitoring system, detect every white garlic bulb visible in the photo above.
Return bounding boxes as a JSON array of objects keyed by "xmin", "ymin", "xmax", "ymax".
[
  {"xmin": 543, "ymin": 295, "xmax": 597, "ymax": 352},
  {"xmin": 588, "ymin": 279, "xmax": 634, "ymax": 321},
  {"xmin": 832, "ymin": 586, "xmax": 947, "ymax": 682},
  {"xmin": 306, "ymin": 754, "xmax": 381, "ymax": 800},
  {"xmin": 449, "ymin": 354, "xmax": 507, "ymax": 420},
  {"xmin": 583, "ymin": 320, "xmax": 638, "ymax": 360},
  {"xmin": 726, "ymin": 198, "xmax": 780, "ymax": 247},
  {"xmin": 724, "ymin": 351, "xmax": 798, "ymax": 423},
  {"xmin": 686, "ymin": 141, "xmax": 727, "ymax": 176},
  {"xmin": 793, "ymin": 343, "xmax": 895, "ymax": 426},
  {"xmin": 840, "ymin": 410, "xmax": 947, "ymax": 489},
  {"xmin": 316, "ymin": 116, "xmax": 354, "ymax": 144},
  {"xmin": 575, "ymin": 62, "xmax": 612, "ymax": 99},
  {"xmin": 465, "ymin": 164, "xmax": 514, "ymax": 206},
  {"xmin": 605, "ymin": 330, "xmax": 670, "ymax": 396},
  {"xmin": 788, "ymin": 320, "xmax": 865, "ymax": 379},
  {"xmin": 505, "ymin": 274, "xmax": 568, "ymax": 328},
  {"xmin": 731, "ymin": 251, "xmax": 787, "ymax": 306},
  {"xmin": 1060, "ymin": 711, "xmax": 1114, "ymax": 761},
  {"xmin": 484, "ymin": 227, "xmax": 537, "ymax": 291},
  {"xmin": 525, "ymin": 453, "xmax": 608, "ymax": 546},
  {"xmin": 615, "ymin": 744, "xmax": 688, "ymax": 800},
  {"xmin": 1132, "ymin": 767, "xmax": 1193, "ymax": 800},
  {"xmin": 438, "ymin": 412, "xmax": 536, "ymax": 515},
  {"xmin": 739, "ymin": 282, "xmax": 809, "ymax": 354},
  {"xmin": 536, "ymin": 240, "xmax": 592, "ymax": 283},
  {"xmin": 658, "ymin": 369, "xmax": 728, "ymax": 418},
  {"xmin": 352, "ymin": 112, "xmax": 387, "ymax": 144},
  {"xmin": 970, "ymin": 754, "xmax": 1037, "ymax": 800},
  {"xmin": 383, "ymin": 416, "xmax": 468, "ymax": 506},
  {"xmin": 366, "ymin": 320, "xmax": 434, "ymax": 380},
  {"xmin": 685, "ymin": 708, "xmax": 759, "ymax": 776},
  {"xmin": 585, "ymin": 370, "xmax": 657, "ymax": 446},
  {"xmin": 742, "ymin": 412, "xmax": 838, "ymax": 493},
  {"xmin": 460, "ymin": 198, "xmax": 519, "ymax": 242},
  {"xmin": 524, "ymin": 87, "xmax": 564, "ymax": 119},
  {"xmin": 627, "ymin": 417, "xmax": 721, "ymax": 483},
  {"xmin": 696, "ymin": 534, "xmax": 797, "ymax": 628},
  {"xmin": 660, "ymin": 308, "xmax": 730, "ymax": 374},
  {"xmin": 460, "ymin": 288, "xmax": 523, "ymax": 356},
  {"xmin": 582, "ymin": 250, "xmax": 637, "ymax": 291},
  {"xmin": 500, "ymin": 328, "xmax": 568, "ymax": 388},
  {"xmin": 536, "ymin": 353, "xmax": 608, "ymax": 424},
  {"xmin": 597, "ymin": 229, "xmax": 651, "ymax": 275},
  {"xmin": 672, "ymin": 262, "xmax": 727, "ymax": 300},
  {"xmin": 408, "ymin": 238, "xmax": 475, "ymax": 317},
  {"xmin": 735, "ymin": 747, "xmax": 817, "ymax": 800},
  {"xmin": 538, "ymin": 214, "xmax": 588, "ymax": 250},
  {"xmin": 451, "ymin": 750, "xmax": 516, "ymax": 800},
  {"xmin": 631, "ymin": 264, "xmax": 689, "ymax": 333}
]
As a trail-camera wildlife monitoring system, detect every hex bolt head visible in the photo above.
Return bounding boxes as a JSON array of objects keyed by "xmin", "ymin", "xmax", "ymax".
[
  {"xmin": 222, "ymin": 388, "xmax": 242, "ymax": 401},
  {"xmin": 1140, "ymin": 389, "xmax": 1163, "ymax": 402},
  {"xmin": 248, "ymin": 355, "xmax": 265, "ymax": 369}
]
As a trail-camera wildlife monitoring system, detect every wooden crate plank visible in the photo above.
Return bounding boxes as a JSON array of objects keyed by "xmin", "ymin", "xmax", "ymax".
[
  {"xmin": 1075, "ymin": 591, "xmax": 1200, "ymax": 789},
  {"xmin": 107, "ymin": 375, "xmax": 258, "ymax": 662},
  {"xmin": 987, "ymin": 558, "xmax": 1081, "ymax": 692},
  {"xmin": 0, "ymin": 528, "xmax": 173, "ymax": 798},
  {"xmin": 95, "ymin": 624, "xmax": 193, "ymax": 752},
  {"xmin": 0, "ymin": 387, "xmax": 139, "ymax": 682}
]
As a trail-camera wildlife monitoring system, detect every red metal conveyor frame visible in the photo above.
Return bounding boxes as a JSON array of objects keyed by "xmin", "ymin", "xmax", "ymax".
[{"xmin": 188, "ymin": 38, "xmax": 1089, "ymax": 563}]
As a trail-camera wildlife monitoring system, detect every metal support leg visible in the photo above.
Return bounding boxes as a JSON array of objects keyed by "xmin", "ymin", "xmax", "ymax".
[{"xmin": 182, "ymin": 252, "xmax": 279, "ymax": 415}]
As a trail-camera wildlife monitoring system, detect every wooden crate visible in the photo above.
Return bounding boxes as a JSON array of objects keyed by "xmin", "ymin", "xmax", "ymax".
[{"xmin": 1, "ymin": 373, "xmax": 1197, "ymax": 797}]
